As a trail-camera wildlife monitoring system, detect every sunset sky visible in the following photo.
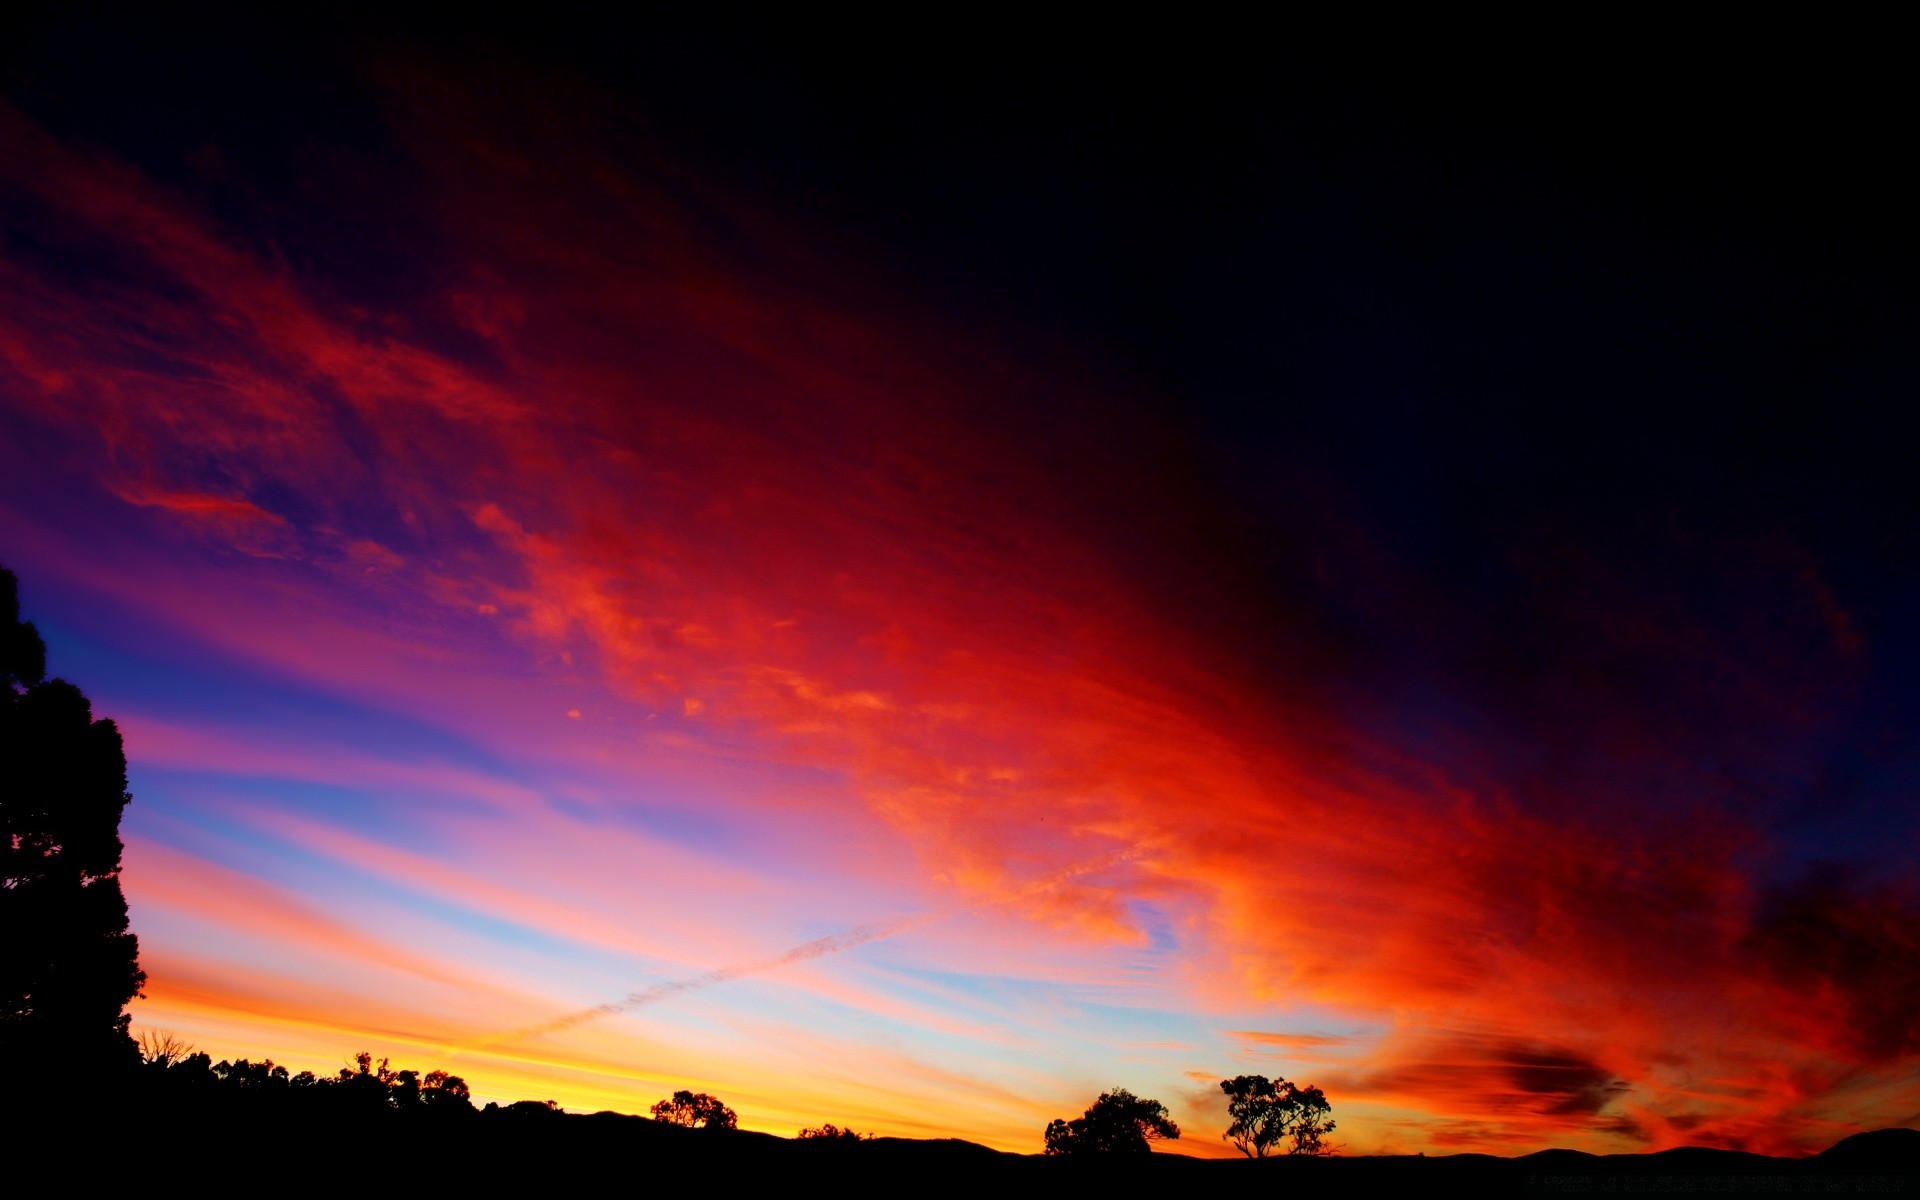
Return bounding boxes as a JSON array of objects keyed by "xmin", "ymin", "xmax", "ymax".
[{"xmin": 3, "ymin": 13, "xmax": 1916, "ymax": 1156}]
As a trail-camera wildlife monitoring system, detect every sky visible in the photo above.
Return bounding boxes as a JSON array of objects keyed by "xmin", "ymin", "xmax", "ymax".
[{"xmin": 3, "ymin": 11, "xmax": 1918, "ymax": 1156}]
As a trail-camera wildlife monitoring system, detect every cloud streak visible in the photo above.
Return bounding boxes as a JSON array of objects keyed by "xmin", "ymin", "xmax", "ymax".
[{"xmin": 464, "ymin": 846, "xmax": 1149, "ymax": 1049}]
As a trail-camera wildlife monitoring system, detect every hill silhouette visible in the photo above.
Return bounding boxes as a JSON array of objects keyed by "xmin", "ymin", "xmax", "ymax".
[
  {"xmin": 7, "ymin": 1073, "xmax": 1913, "ymax": 1193},
  {"xmin": 1814, "ymin": 1128, "xmax": 1920, "ymax": 1169}
]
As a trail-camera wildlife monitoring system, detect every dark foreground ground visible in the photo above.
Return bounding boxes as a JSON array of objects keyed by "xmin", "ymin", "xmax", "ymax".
[{"xmin": 10, "ymin": 1099, "xmax": 1916, "ymax": 1196}]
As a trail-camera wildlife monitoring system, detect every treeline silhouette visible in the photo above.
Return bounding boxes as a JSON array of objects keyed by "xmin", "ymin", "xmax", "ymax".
[
  {"xmin": 38, "ymin": 1034, "xmax": 1920, "ymax": 1192},
  {"xmin": 132, "ymin": 1036, "xmax": 894, "ymax": 1141},
  {"xmin": 133, "ymin": 1037, "xmax": 483, "ymax": 1115}
]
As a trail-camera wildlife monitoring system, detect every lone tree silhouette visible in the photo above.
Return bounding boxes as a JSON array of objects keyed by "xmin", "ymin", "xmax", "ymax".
[
  {"xmin": 1220, "ymin": 1074, "xmax": 1336, "ymax": 1157},
  {"xmin": 1043, "ymin": 1088, "xmax": 1180, "ymax": 1156},
  {"xmin": 0, "ymin": 566, "xmax": 145, "ymax": 1087},
  {"xmin": 650, "ymin": 1089, "xmax": 737, "ymax": 1130}
]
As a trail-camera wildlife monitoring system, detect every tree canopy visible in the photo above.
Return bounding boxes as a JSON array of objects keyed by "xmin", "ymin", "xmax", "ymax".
[
  {"xmin": 0, "ymin": 565, "xmax": 145, "ymax": 1085},
  {"xmin": 1043, "ymin": 1088, "xmax": 1180, "ymax": 1156},
  {"xmin": 650, "ymin": 1090, "xmax": 737, "ymax": 1130},
  {"xmin": 1220, "ymin": 1074, "xmax": 1336, "ymax": 1157}
]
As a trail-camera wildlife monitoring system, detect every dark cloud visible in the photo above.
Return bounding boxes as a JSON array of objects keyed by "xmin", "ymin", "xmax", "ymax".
[
  {"xmin": 1339, "ymin": 1036, "xmax": 1630, "ymax": 1125},
  {"xmin": 1502, "ymin": 1048, "xmax": 1630, "ymax": 1117},
  {"xmin": 1743, "ymin": 868, "xmax": 1920, "ymax": 1061}
]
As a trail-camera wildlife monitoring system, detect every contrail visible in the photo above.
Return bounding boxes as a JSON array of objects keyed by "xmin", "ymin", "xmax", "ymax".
[{"xmin": 453, "ymin": 844, "xmax": 1146, "ymax": 1054}]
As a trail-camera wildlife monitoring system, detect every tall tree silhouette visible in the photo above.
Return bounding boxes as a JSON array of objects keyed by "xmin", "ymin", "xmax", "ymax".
[
  {"xmin": 1220, "ymin": 1074, "xmax": 1337, "ymax": 1157},
  {"xmin": 0, "ymin": 566, "xmax": 145, "ymax": 1086}
]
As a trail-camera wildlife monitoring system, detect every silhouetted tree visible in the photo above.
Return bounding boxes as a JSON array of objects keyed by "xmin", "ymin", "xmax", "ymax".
[
  {"xmin": 798, "ymin": 1122, "xmax": 869, "ymax": 1141},
  {"xmin": 160, "ymin": 1051, "xmax": 217, "ymax": 1090},
  {"xmin": 1285, "ymin": 1083, "xmax": 1336, "ymax": 1155},
  {"xmin": 338, "ymin": 1051, "xmax": 399, "ymax": 1110},
  {"xmin": 1042, "ymin": 1088, "xmax": 1180, "ymax": 1156},
  {"xmin": 0, "ymin": 566, "xmax": 145, "ymax": 1086},
  {"xmin": 390, "ymin": 1068, "xmax": 424, "ymax": 1107},
  {"xmin": 137, "ymin": 1028, "xmax": 194, "ymax": 1069},
  {"xmin": 650, "ymin": 1089, "xmax": 737, "ymax": 1130},
  {"xmin": 421, "ymin": 1069, "xmax": 475, "ymax": 1113},
  {"xmin": 1220, "ymin": 1074, "xmax": 1336, "ymax": 1157},
  {"xmin": 318, "ymin": 1050, "xmax": 474, "ymax": 1113},
  {"xmin": 214, "ymin": 1057, "xmax": 293, "ymax": 1089}
]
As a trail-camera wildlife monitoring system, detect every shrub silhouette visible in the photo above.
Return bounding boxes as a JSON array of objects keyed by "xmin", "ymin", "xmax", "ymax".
[
  {"xmin": 1220, "ymin": 1074, "xmax": 1336, "ymax": 1156},
  {"xmin": 798, "ymin": 1122, "xmax": 869, "ymax": 1141},
  {"xmin": 1043, "ymin": 1088, "xmax": 1180, "ymax": 1156},
  {"xmin": 0, "ymin": 565, "xmax": 145, "ymax": 1088},
  {"xmin": 651, "ymin": 1089, "xmax": 737, "ymax": 1130}
]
